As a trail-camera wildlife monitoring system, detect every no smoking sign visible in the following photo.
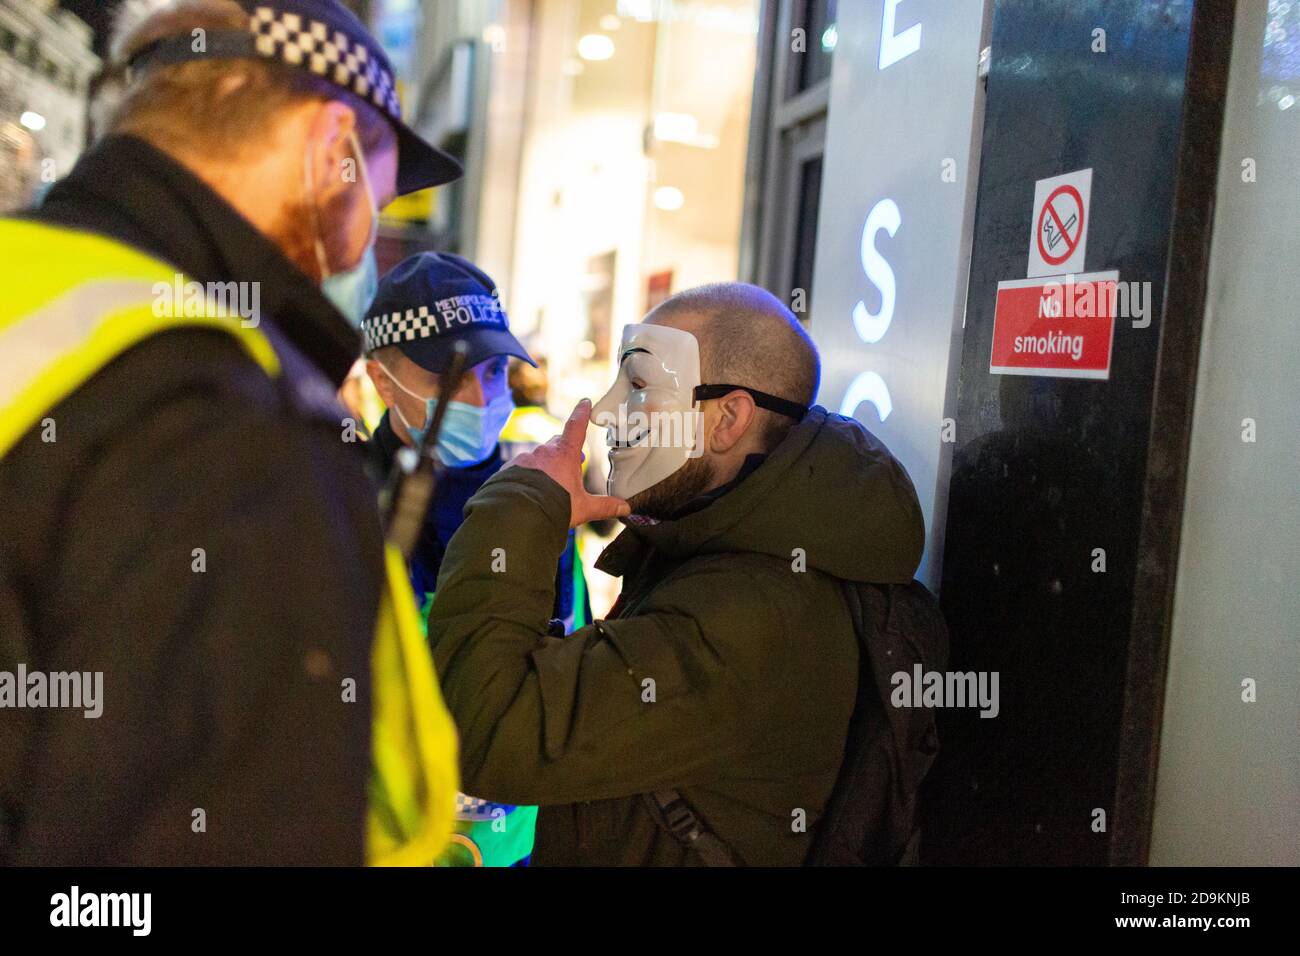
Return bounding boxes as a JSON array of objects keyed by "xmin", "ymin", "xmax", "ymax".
[{"xmin": 1028, "ymin": 168, "xmax": 1092, "ymax": 278}]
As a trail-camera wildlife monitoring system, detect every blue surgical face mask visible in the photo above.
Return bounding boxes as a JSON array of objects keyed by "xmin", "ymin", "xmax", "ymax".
[
  {"xmin": 383, "ymin": 365, "xmax": 515, "ymax": 467},
  {"xmin": 307, "ymin": 129, "xmax": 379, "ymax": 328},
  {"xmin": 322, "ymin": 245, "xmax": 378, "ymax": 329}
]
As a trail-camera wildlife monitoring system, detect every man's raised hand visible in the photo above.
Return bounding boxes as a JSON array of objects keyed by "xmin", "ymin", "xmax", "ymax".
[{"xmin": 510, "ymin": 399, "xmax": 630, "ymax": 528}]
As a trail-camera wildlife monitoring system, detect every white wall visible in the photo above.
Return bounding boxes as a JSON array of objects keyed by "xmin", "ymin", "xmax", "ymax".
[{"xmin": 1150, "ymin": 0, "xmax": 1300, "ymax": 866}]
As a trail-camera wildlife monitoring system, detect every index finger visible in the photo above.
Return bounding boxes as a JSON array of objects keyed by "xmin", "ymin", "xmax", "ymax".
[{"xmin": 559, "ymin": 399, "xmax": 593, "ymax": 452}]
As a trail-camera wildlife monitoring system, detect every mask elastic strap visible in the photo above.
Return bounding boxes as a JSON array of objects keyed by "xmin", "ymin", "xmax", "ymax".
[
  {"xmin": 390, "ymin": 401, "xmax": 417, "ymax": 435},
  {"xmin": 307, "ymin": 129, "xmax": 377, "ymax": 280},
  {"xmin": 351, "ymin": 128, "xmax": 379, "ymax": 248},
  {"xmin": 380, "ymin": 363, "xmax": 435, "ymax": 404},
  {"xmin": 693, "ymin": 384, "xmax": 808, "ymax": 421},
  {"xmin": 379, "ymin": 364, "xmax": 434, "ymax": 437}
]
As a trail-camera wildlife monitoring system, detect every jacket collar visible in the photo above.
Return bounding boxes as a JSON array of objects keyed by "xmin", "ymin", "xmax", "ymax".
[
  {"xmin": 36, "ymin": 134, "xmax": 360, "ymax": 386},
  {"xmin": 593, "ymin": 446, "xmax": 781, "ymax": 578},
  {"xmin": 597, "ymin": 405, "xmax": 925, "ymax": 585}
]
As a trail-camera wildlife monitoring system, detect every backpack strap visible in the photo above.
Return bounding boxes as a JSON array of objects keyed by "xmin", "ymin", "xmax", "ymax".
[
  {"xmin": 897, "ymin": 826, "xmax": 923, "ymax": 866},
  {"xmin": 641, "ymin": 581, "xmax": 947, "ymax": 867},
  {"xmin": 644, "ymin": 790, "xmax": 739, "ymax": 866}
]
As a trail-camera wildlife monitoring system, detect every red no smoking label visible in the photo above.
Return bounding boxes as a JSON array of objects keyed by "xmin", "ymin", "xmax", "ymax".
[
  {"xmin": 1028, "ymin": 168, "xmax": 1092, "ymax": 278},
  {"xmin": 990, "ymin": 271, "xmax": 1119, "ymax": 380}
]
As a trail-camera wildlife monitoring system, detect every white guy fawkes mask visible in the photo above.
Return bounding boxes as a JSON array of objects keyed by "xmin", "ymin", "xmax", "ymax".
[{"xmin": 592, "ymin": 323, "xmax": 703, "ymax": 501}]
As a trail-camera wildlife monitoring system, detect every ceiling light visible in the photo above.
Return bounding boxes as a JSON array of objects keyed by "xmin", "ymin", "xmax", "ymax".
[
  {"xmin": 620, "ymin": 0, "xmax": 654, "ymax": 21},
  {"xmin": 577, "ymin": 34, "xmax": 615, "ymax": 61},
  {"xmin": 653, "ymin": 112, "xmax": 699, "ymax": 143},
  {"xmin": 653, "ymin": 186, "xmax": 685, "ymax": 211},
  {"xmin": 482, "ymin": 24, "xmax": 506, "ymax": 51},
  {"xmin": 20, "ymin": 111, "xmax": 46, "ymax": 132}
]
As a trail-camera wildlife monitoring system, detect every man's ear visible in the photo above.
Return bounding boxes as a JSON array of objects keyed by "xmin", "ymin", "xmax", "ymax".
[
  {"xmin": 708, "ymin": 390, "xmax": 758, "ymax": 454},
  {"xmin": 304, "ymin": 100, "xmax": 359, "ymax": 206},
  {"xmin": 366, "ymin": 358, "xmax": 394, "ymax": 407}
]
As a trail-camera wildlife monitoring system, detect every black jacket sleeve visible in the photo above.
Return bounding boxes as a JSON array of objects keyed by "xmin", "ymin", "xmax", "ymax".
[{"xmin": 0, "ymin": 331, "xmax": 382, "ymax": 864}]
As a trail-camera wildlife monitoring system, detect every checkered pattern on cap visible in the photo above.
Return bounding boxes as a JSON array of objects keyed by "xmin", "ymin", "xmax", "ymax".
[
  {"xmin": 249, "ymin": 5, "xmax": 400, "ymax": 120},
  {"xmin": 454, "ymin": 792, "xmax": 518, "ymax": 823},
  {"xmin": 121, "ymin": 0, "xmax": 463, "ymax": 194},
  {"xmin": 362, "ymin": 293, "xmax": 507, "ymax": 353}
]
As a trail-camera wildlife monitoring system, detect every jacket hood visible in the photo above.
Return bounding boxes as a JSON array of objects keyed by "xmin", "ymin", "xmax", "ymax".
[{"xmin": 601, "ymin": 406, "xmax": 925, "ymax": 584}]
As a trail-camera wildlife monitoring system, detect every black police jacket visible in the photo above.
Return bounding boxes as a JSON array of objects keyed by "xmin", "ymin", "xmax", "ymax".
[{"xmin": 0, "ymin": 135, "xmax": 379, "ymax": 864}]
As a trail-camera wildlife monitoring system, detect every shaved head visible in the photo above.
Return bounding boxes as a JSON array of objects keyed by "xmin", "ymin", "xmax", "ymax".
[{"xmin": 647, "ymin": 282, "xmax": 819, "ymax": 450}]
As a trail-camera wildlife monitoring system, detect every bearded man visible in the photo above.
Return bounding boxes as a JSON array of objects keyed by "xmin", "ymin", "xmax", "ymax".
[{"xmin": 425, "ymin": 282, "xmax": 926, "ymax": 865}]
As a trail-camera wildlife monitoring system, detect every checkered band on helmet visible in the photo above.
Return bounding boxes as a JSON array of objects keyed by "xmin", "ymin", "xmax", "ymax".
[
  {"xmin": 249, "ymin": 6, "xmax": 401, "ymax": 120},
  {"xmin": 362, "ymin": 294, "xmax": 508, "ymax": 353},
  {"xmin": 363, "ymin": 305, "xmax": 437, "ymax": 353}
]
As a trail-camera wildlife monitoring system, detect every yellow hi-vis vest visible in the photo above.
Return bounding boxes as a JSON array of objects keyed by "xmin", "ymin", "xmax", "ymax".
[{"xmin": 0, "ymin": 219, "xmax": 458, "ymax": 865}]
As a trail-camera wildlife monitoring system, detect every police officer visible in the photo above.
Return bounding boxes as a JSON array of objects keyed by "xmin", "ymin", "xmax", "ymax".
[
  {"xmin": 362, "ymin": 254, "xmax": 591, "ymax": 866},
  {"xmin": 0, "ymin": 0, "xmax": 459, "ymax": 865},
  {"xmin": 363, "ymin": 253, "xmax": 592, "ymax": 626}
]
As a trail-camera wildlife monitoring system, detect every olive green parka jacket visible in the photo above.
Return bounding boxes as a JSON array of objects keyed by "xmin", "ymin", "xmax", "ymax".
[{"xmin": 427, "ymin": 406, "xmax": 924, "ymax": 865}]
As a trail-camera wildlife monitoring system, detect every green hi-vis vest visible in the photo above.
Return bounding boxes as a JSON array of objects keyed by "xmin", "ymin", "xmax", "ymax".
[{"xmin": 0, "ymin": 219, "xmax": 459, "ymax": 866}]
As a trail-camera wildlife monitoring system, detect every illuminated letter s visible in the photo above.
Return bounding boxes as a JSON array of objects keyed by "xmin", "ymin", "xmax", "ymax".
[{"xmin": 853, "ymin": 198, "xmax": 900, "ymax": 344}]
